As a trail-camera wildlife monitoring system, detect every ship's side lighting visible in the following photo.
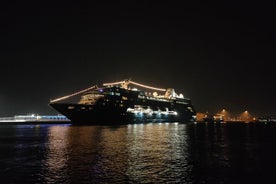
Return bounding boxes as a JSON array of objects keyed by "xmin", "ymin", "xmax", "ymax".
[
  {"xmin": 172, "ymin": 111, "xmax": 178, "ymax": 115},
  {"xmin": 156, "ymin": 112, "xmax": 161, "ymax": 118},
  {"xmin": 161, "ymin": 111, "xmax": 168, "ymax": 115}
]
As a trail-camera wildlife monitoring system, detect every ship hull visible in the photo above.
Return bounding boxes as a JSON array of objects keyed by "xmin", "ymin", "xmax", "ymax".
[{"xmin": 49, "ymin": 103, "xmax": 196, "ymax": 125}]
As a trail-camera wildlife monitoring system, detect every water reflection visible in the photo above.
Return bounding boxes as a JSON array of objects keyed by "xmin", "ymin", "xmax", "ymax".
[
  {"xmin": 189, "ymin": 123, "xmax": 232, "ymax": 183},
  {"xmin": 44, "ymin": 125, "xmax": 105, "ymax": 183},
  {"xmin": 41, "ymin": 123, "xmax": 193, "ymax": 183},
  {"xmin": 2, "ymin": 123, "xmax": 276, "ymax": 183},
  {"xmin": 43, "ymin": 126, "xmax": 69, "ymax": 183},
  {"xmin": 188, "ymin": 122, "xmax": 276, "ymax": 183},
  {"xmin": 126, "ymin": 123, "xmax": 192, "ymax": 183}
]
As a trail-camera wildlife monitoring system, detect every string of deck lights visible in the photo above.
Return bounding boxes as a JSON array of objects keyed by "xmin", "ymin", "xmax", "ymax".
[
  {"xmin": 50, "ymin": 85, "xmax": 97, "ymax": 103},
  {"xmin": 103, "ymin": 80, "xmax": 166, "ymax": 92},
  {"xmin": 128, "ymin": 80, "xmax": 166, "ymax": 92},
  {"xmin": 50, "ymin": 80, "xmax": 166, "ymax": 103}
]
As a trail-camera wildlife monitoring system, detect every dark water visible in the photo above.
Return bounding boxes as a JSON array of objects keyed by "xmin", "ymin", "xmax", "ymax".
[{"xmin": 1, "ymin": 122, "xmax": 276, "ymax": 184}]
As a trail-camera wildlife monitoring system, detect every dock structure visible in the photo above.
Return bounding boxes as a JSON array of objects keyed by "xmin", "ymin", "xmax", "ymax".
[{"xmin": 0, "ymin": 114, "xmax": 71, "ymax": 124}]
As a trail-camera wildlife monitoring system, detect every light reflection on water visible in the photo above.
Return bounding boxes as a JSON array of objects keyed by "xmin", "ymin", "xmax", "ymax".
[
  {"xmin": 1, "ymin": 123, "xmax": 276, "ymax": 183},
  {"xmin": 41, "ymin": 123, "xmax": 193, "ymax": 183},
  {"xmin": 125, "ymin": 123, "xmax": 192, "ymax": 183},
  {"xmin": 43, "ymin": 126, "xmax": 69, "ymax": 183}
]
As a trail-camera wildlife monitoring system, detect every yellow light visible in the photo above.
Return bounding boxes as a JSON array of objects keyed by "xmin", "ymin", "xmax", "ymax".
[
  {"xmin": 103, "ymin": 80, "xmax": 166, "ymax": 92},
  {"xmin": 50, "ymin": 85, "xmax": 97, "ymax": 103},
  {"xmin": 129, "ymin": 80, "xmax": 166, "ymax": 91},
  {"xmin": 103, "ymin": 80, "xmax": 126, "ymax": 86}
]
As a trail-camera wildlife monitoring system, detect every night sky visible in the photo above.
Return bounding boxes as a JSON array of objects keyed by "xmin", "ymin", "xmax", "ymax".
[{"xmin": 1, "ymin": 1, "xmax": 275, "ymax": 117}]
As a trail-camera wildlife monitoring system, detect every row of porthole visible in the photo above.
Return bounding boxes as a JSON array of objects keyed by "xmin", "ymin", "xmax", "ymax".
[{"xmin": 67, "ymin": 106, "xmax": 93, "ymax": 110}]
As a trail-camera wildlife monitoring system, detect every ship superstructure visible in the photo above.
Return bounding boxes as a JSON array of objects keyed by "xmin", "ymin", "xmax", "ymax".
[{"xmin": 49, "ymin": 79, "xmax": 196, "ymax": 124}]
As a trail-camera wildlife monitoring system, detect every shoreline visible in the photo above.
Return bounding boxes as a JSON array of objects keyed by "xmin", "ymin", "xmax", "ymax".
[
  {"xmin": 0, "ymin": 120, "xmax": 71, "ymax": 125},
  {"xmin": 0, "ymin": 120, "xmax": 275, "ymax": 126}
]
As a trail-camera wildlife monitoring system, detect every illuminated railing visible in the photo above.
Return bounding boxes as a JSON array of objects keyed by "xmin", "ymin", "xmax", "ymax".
[
  {"xmin": 50, "ymin": 79, "xmax": 167, "ymax": 103},
  {"xmin": 129, "ymin": 80, "xmax": 166, "ymax": 92},
  {"xmin": 103, "ymin": 80, "xmax": 166, "ymax": 92},
  {"xmin": 50, "ymin": 85, "xmax": 97, "ymax": 103}
]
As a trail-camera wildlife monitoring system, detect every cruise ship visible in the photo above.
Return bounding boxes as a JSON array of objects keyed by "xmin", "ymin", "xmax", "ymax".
[{"xmin": 49, "ymin": 79, "xmax": 196, "ymax": 124}]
